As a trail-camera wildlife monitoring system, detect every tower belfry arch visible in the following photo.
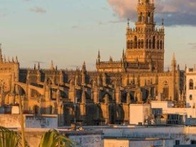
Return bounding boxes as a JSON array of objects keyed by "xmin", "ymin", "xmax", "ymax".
[{"xmin": 125, "ymin": 0, "xmax": 165, "ymax": 72}]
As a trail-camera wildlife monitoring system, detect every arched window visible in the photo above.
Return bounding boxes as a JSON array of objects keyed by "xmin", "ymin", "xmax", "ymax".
[
  {"xmin": 189, "ymin": 94, "xmax": 192, "ymax": 100},
  {"xmin": 33, "ymin": 105, "xmax": 39, "ymax": 115},
  {"xmin": 149, "ymin": 40, "xmax": 152, "ymax": 49},
  {"xmin": 157, "ymin": 40, "xmax": 160, "ymax": 49},
  {"xmin": 141, "ymin": 40, "xmax": 144, "ymax": 48},
  {"xmin": 139, "ymin": 12, "xmax": 142, "ymax": 22},
  {"xmin": 148, "ymin": 12, "xmax": 151, "ymax": 23},
  {"xmin": 146, "ymin": 39, "xmax": 148, "ymax": 49},
  {"xmin": 151, "ymin": 12, "xmax": 154, "ymax": 22},
  {"xmin": 189, "ymin": 79, "xmax": 194, "ymax": 90},
  {"xmin": 162, "ymin": 41, "xmax": 164, "ymax": 49},
  {"xmin": 138, "ymin": 40, "xmax": 141, "ymax": 49},
  {"xmin": 153, "ymin": 36, "xmax": 156, "ymax": 49},
  {"xmin": 127, "ymin": 41, "xmax": 130, "ymax": 49},
  {"xmin": 160, "ymin": 41, "xmax": 163, "ymax": 49},
  {"xmin": 134, "ymin": 36, "xmax": 137, "ymax": 48},
  {"xmin": 162, "ymin": 81, "xmax": 169, "ymax": 100},
  {"xmin": 130, "ymin": 40, "xmax": 133, "ymax": 49}
]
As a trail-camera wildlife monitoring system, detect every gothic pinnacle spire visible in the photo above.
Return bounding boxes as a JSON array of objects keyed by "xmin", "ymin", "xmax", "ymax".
[
  {"xmin": 98, "ymin": 50, "xmax": 100, "ymax": 59},
  {"xmin": 4, "ymin": 55, "xmax": 6, "ymax": 62},
  {"xmin": 82, "ymin": 61, "xmax": 86, "ymax": 72},
  {"xmin": 122, "ymin": 49, "xmax": 125, "ymax": 61},
  {"xmin": 97, "ymin": 50, "xmax": 101, "ymax": 63},
  {"xmin": 172, "ymin": 53, "xmax": 176, "ymax": 61},
  {"xmin": 50, "ymin": 60, "xmax": 54, "ymax": 70},
  {"xmin": 127, "ymin": 18, "xmax": 130, "ymax": 28},
  {"xmin": 15, "ymin": 56, "xmax": 18, "ymax": 63},
  {"xmin": 38, "ymin": 62, "xmax": 40, "ymax": 70},
  {"xmin": 171, "ymin": 53, "xmax": 176, "ymax": 71},
  {"xmin": 34, "ymin": 64, "xmax": 36, "ymax": 70},
  {"xmin": 0, "ymin": 44, "xmax": 3, "ymax": 62}
]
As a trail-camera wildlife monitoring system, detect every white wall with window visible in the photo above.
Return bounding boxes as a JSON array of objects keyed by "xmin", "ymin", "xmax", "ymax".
[{"xmin": 186, "ymin": 67, "xmax": 196, "ymax": 118}]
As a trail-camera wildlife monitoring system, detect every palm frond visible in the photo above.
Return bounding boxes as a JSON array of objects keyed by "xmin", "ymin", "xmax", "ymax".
[
  {"xmin": 39, "ymin": 129, "xmax": 75, "ymax": 147},
  {"xmin": 0, "ymin": 126, "xmax": 21, "ymax": 147}
]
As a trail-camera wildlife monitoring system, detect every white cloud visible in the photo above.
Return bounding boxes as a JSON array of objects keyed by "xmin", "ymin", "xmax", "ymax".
[
  {"xmin": 108, "ymin": 0, "xmax": 196, "ymax": 26},
  {"xmin": 30, "ymin": 6, "xmax": 46, "ymax": 14}
]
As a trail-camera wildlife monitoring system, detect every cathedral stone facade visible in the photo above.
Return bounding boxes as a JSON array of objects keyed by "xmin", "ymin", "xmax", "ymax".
[{"xmin": 0, "ymin": 0, "xmax": 185, "ymax": 126}]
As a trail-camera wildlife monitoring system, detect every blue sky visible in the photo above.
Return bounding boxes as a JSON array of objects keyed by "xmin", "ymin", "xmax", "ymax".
[{"xmin": 0, "ymin": 0, "xmax": 196, "ymax": 70}]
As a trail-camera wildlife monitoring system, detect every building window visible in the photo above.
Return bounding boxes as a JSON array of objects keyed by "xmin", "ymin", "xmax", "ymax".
[
  {"xmin": 189, "ymin": 79, "xmax": 194, "ymax": 90},
  {"xmin": 138, "ymin": 40, "xmax": 141, "ymax": 49},
  {"xmin": 189, "ymin": 94, "xmax": 192, "ymax": 100},
  {"xmin": 153, "ymin": 36, "xmax": 155, "ymax": 49},
  {"xmin": 191, "ymin": 140, "xmax": 196, "ymax": 144},
  {"xmin": 127, "ymin": 40, "xmax": 133, "ymax": 49},
  {"xmin": 127, "ymin": 41, "xmax": 131, "ymax": 49},
  {"xmin": 175, "ymin": 140, "xmax": 180, "ymax": 145},
  {"xmin": 146, "ymin": 39, "xmax": 148, "ymax": 49},
  {"xmin": 139, "ymin": 12, "xmax": 143, "ymax": 22},
  {"xmin": 149, "ymin": 40, "xmax": 152, "ymax": 49},
  {"xmin": 160, "ymin": 40, "xmax": 163, "ymax": 49},
  {"xmin": 157, "ymin": 40, "xmax": 159, "ymax": 49},
  {"xmin": 134, "ymin": 36, "xmax": 137, "ymax": 48},
  {"xmin": 141, "ymin": 40, "xmax": 144, "ymax": 48},
  {"xmin": 130, "ymin": 40, "xmax": 133, "ymax": 49}
]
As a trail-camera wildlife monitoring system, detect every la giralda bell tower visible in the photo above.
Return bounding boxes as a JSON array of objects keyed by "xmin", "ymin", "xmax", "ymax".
[{"xmin": 125, "ymin": 0, "xmax": 165, "ymax": 72}]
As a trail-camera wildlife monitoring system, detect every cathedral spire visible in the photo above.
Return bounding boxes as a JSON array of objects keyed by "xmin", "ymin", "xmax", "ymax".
[
  {"xmin": 122, "ymin": 49, "xmax": 126, "ymax": 61},
  {"xmin": 109, "ymin": 56, "xmax": 113, "ymax": 62},
  {"xmin": 15, "ymin": 56, "xmax": 18, "ymax": 63},
  {"xmin": 0, "ymin": 44, "xmax": 3, "ymax": 62},
  {"xmin": 172, "ymin": 53, "xmax": 176, "ymax": 61},
  {"xmin": 97, "ymin": 50, "xmax": 100, "ymax": 63},
  {"xmin": 12, "ymin": 57, "xmax": 14, "ymax": 62},
  {"xmin": 127, "ymin": 18, "xmax": 130, "ymax": 29},
  {"xmin": 38, "ymin": 62, "xmax": 40, "ymax": 70},
  {"xmin": 171, "ymin": 53, "xmax": 176, "ymax": 71},
  {"xmin": 82, "ymin": 61, "xmax": 86, "ymax": 72},
  {"xmin": 3, "ymin": 55, "xmax": 6, "ymax": 62},
  {"xmin": 50, "ymin": 60, "xmax": 54, "ymax": 70},
  {"xmin": 34, "ymin": 64, "xmax": 36, "ymax": 70}
]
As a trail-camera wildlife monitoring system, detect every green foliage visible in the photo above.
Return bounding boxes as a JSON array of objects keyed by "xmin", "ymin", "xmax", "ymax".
[
  {"xmin": 0, "ymin": 126, "xmax": 74, "ymax": 147},
  {"xmin": 0, "ymin": 126, "xmax": 26, "ymax": 147},
  {"xmin": 39, "ymin": 129, "xmax": 75, "ymax": 147}
]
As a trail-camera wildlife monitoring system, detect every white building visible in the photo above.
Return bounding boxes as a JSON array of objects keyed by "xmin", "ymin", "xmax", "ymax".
[
  {"xmin": 0, "ymin": 114, "xmax": 58, "ymax": 128},
  {"xmin": 186, "ymin": 67, "xmax": 196, "ymax": 114},
  {"xmin": 127, "ymin": 67, "xmax": 196, "ymax": 126},
  {"xmin": 129, "ymin": 101, "xmax": 196, "ymax": 125},
  {"xmin": 129, "ymin": 104, "xmax": 151, "ymax": 125},
  {"xmin": 104, "ymin": 138, "xmax": 173, "ymax": 147},
  {"xmin": 88, "ymin": 125, "xmax": 196, "ymax": 146}
]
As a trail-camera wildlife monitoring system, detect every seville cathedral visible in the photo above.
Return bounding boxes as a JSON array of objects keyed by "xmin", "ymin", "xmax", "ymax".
[{"xmin": 0, "ymin": 0, "xmax": 185, "ymax": 126}]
